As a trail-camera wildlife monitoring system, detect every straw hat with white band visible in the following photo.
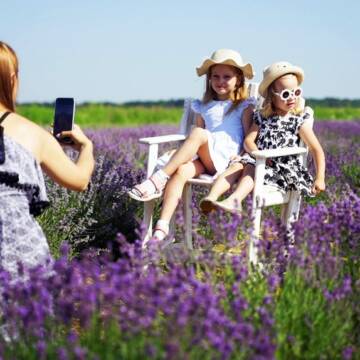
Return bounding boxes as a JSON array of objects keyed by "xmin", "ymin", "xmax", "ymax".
[
  {"xmin": 259, "ymin": 61, "xmax": 304, "ymax": 97},
  {"xmin": 196, "ymin": 49, "xmax": 254, "ymax": 79}
]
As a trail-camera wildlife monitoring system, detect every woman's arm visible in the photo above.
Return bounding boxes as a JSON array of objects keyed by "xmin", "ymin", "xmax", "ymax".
[
  {"xmin": 39, "ymin": 125, "xmax": 95, "ymax": 191},
  {"xmin": 299, "ymin": 122, "xmax": 326, "ymax": 194}
]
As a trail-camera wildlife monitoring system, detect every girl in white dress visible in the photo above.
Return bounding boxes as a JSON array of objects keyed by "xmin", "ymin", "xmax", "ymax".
[{"xmin": 128, "ymin": 49, "xmax": 256, "ymax": 240}]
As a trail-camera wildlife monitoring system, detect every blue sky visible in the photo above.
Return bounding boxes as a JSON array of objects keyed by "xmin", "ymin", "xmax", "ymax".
[{"xmin": 3, "ymin": 0, "xmax": 359, "ymax": 103}]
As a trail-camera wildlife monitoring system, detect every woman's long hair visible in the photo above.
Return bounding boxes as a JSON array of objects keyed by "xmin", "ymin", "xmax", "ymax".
[
  {"xmin": 0, "ymin": 41, "xmax": 18, "ymax": 111},
  {"xmin": 202, "ymin": 66, "xmax": 248, "ymax": 114}
]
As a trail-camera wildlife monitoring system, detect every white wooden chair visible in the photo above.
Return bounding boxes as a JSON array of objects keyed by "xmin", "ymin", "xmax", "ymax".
[
  {"xmin": 138, "ymin": 97, "xmax": 209, "ymax": 249},
  {"xmin": 138, "ymin": 83, "xmax": 259, "ymax": 247},
  {"xmin": 136, "ymin": 83, "xmax": 313, "ymax": 266},
  {"xmin": 249, "ymin": 106, "xmax": 313, "ymax": 265}
]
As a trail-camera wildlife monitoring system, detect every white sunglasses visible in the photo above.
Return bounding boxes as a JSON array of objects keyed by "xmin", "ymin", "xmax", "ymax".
[{"xmin": 272, "ymin": 87, "xmax": 302, "ymax": 101}]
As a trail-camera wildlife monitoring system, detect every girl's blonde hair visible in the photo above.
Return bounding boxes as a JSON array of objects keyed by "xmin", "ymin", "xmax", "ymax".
[
  {"xmin": 260, "ymin": 73, "xmax": 303, "ymax": 118},
  {"xmin": 202, "ymin": 65, "xmax": 248, "ymax": 114},
  {"xmin": 0, "ymin": 41, "xmax": 18, "ymax": 112}
]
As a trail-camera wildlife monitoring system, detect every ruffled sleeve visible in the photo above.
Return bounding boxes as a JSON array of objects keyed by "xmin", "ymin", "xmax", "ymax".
[
  {"xmin": 241, "ymin": 96, "xmax": 257, "ymax": 110},
  {"xmin": 295, "ymin": 108, "xmax": 313, "ymax": 133},
  {"xmin": 253, "ymin": 110, "xmax": 262, "ymax": 126},
  {"xmin": 191, "ymin": 99, "xmax": 202, "ymax": 114}
]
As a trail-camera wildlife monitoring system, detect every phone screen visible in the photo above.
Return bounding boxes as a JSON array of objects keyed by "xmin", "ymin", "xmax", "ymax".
[{"xmin": 53, "ymin": 98, "xmax": 75, "ymax": 143}]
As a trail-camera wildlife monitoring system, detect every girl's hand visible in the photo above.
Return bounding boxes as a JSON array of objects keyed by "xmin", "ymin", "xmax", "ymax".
[
  {"xmin": 230, "ymin": 154, "xmax": 242, "ymax": 162},
  {"xmin": 228, "ymin": 154, "xmax": 243, "ymax": 166},
  {"xmin": 58, "ymin": 124, "xmax": 92, "ymax": 151},
  {"xmin": 312, "ymin": 178, "xmax": 325, "ymax": 195}
]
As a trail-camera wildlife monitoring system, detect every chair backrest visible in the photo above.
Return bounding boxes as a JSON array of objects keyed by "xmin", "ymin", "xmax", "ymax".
[
  {"xmin": 178, "ymin": 86, "xmax": 313, "ymax": 168},
  {"xmin": 178, "ymin": 98, "xmax": 196, "ymax": 136},
  {"xmin": 178, "ymin": 82, "xmax": 260, "ymax": 136}
]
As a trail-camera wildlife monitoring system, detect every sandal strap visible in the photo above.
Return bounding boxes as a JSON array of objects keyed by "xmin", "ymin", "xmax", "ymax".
[
  {"xmin": 154, "ymin": 220, "xmax": 169, "ymax": 235},
  {"xmin": 131, "ymin": 170, "xmax": 168, "ymax": 199},
  {"xmin": 149, "ymin": 177, "xmax": 162, "ymax": 193},
  {"xmin": 153, "ymin": 227, "xmax": 168, "ymax": 236},
  {"xmin": 131, "ymin": 184, "xmax": 145, "ymax": 197},
  {"xmin": 132, "ymin": 178, "xmax": 159, "ymax": 198},
  {"xmin": 149, "ymin": 171, "xmax": 168, "ymax": 192}
]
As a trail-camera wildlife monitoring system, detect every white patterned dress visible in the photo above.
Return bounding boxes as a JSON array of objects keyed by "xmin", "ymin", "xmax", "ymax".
[
  {"xmin": 244, "ymin": 110, "xmax": 314, "ymax": 196},
  {"xmin": 191, "ymin": 97, "xmax": 256, "ymax": 173},
  {"xmin": 0, "ymin": 112, "xmax": 52, "ymax": 278}
]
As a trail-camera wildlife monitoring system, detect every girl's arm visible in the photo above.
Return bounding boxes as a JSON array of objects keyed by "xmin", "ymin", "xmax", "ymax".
[
  {"xmin": 195, "ymin": 114, "xmax": 205, "ymax": 128},
  {"xmin": 228, "ymin": 105, "xmax": 255, "ymax": 159},
  {"xmin": 244, "ymin": 123, "xmax": 259, "ymax": 153},
  {"xmin": 39, "ymin": 125, "xmax": 95, "ymax": 191},
  {"xmin": 229, "ymin": 106, "xmax": 256, "ymax": 163},
  {"xmin": 241, "ymin": 105, "xmax": 255, "ymax": 136},
  {"xmin": 299, "ymin": 122, "xmax": 326, "ymax": 194}
]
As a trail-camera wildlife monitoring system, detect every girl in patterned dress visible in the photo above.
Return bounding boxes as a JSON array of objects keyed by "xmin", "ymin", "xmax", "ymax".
[
  {"xmin": 0, "ymin": 41, "xmax": 95, "ymax": 278},
  {"xmin": 210, "ymin": 61, "xmax": 325, "ymax": 212},
  {"xmin": 128, "ymin": 49, "xmax": 256, "ymax": 241}
]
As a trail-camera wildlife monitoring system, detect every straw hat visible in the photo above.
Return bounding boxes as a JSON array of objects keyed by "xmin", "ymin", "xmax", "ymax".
[
  {"xmin": 196, "ymin": 49, "xmax": 254, "ymax": 79},
  {"xmin": 259, "ymin": 61, "xmax": 304, "ymax": 97}
]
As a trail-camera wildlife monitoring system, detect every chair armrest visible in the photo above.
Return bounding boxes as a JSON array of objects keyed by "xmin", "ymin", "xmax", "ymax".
[
  {"xmin": 139, "ymin": 134, "xmax": 186, "ymax": 145},
  {"xmin": 252, "ymin": 147, "xmax": 307, "ymax": 159}
]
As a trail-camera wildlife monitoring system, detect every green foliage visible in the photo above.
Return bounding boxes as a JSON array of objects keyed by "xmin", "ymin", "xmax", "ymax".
[
  {"xmin": 307, "ymin": 98, "xmax": 360, "ymax": 108},
  {"xmin": 17, "ymin": 104, "xmax": 183, "ymax": 127},
  {"xmin": 275, "ymin": 269, "xmax": 353, "ymax": 359},
  {"xmin": 16, "ymin": 103, "xmax": 360, "ymax": 128},
  {"xmin": 312, "ymin": 106, "xmax": 360, "ymax": 120},
  {"xmin": 342, "ymin": 163, "xmax": 360, "ymax": 191},
  {"xmin": 38, "ymin": 155, "xmax": 140, "ymax": 258},
  {"xmin": 38, "ymin": 180, "xmax": 97, "ymax": 258},
  {"xmin": 303, "ymin": 190, "xmax": 330, "ymax": 206}
]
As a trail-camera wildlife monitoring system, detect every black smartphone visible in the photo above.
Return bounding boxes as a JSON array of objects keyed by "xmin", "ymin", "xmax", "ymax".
[{"xmin": 53, "ymin": 97, "xmax": 75, "ymax": 144}]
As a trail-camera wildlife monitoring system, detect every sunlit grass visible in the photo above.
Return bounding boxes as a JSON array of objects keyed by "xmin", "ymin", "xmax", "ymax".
[
  {"xmin": 17, "ymin": 104, "xmax": 360, "ymax": 128},
  {"xmin": 17, "ymin": 104, "xmax": 183, "ymax": 128}
]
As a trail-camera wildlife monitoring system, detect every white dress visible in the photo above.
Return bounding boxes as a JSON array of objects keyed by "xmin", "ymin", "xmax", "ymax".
[
  {"xmin": 0, "ymin": 128, "xmax": 52, "ymax": 278},
  {"xmin": 191, "ymin": 97, "xmax": 256, "ymax": 173}
]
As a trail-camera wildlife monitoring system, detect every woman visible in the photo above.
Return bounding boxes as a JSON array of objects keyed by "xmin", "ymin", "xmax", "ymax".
[{"xmin": 0, "ymin": 41, "xmax": 95, "ymax": 277}]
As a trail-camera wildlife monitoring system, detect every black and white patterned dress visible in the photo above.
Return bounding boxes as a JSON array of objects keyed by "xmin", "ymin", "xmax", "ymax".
[
  {"xmin": 0, "ymin": 112, "xmax": 52, "ymax": 278},
  {"xmin": 249, "ymin": 110, "xmax": 314, "ymax": 196}
]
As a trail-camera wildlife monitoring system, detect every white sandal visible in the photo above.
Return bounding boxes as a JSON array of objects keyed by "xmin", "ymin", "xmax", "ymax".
[
  {"xmin": 153, "ymin": 220, "xmax": 169, "ymax": 241},
  {"xmin": 128, "ymin": 170, "xmax": 169, "ymax": 202},
  {"xmin": 213, "ymin": 200, "xmax": 242, "ymax": 214}
]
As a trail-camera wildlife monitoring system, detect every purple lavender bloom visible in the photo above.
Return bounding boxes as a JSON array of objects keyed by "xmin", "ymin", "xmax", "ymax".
[{"xmin": 0, "ymin": 121, "xmax": 357, "ymax": 359}]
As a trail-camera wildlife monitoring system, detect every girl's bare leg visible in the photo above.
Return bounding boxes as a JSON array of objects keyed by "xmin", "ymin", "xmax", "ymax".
[
  {"xmin": 163, "ymin": 128, "xmax": 216, "ymax": 176},
  {"xmin": 206, "ymin": 163, "xmax": 244, "ymax": 201},
  {"xmin": 159, "ymin": 159, "xmax": 206, "ymax": 223},
  {"xmin": 217, "ymin": 165, "xmax": 255, "ymax": 208}
]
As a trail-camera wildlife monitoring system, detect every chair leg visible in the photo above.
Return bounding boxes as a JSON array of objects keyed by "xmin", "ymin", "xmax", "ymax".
[
  {"xmin": 282, "ymin": 192, "xmax": 302, "ymax": 246},
  {"xmin": 183, "ymin": 183, "xmax": 193, "ymax": 250},
  {"xmin": 249, "ymin": 207, "xmax": 262, "ymax": 266},
  {"xmin": 166, "ymin": 216, "xmax": 176, "ymax": 244},
  {"xmin": 142, "ymin": 200, "xmax": 155, "ymax": 248}
]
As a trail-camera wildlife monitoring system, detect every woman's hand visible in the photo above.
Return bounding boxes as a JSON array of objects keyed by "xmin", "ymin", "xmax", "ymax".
[
  {"xmin": 41, "ymin": 123, "xmax": 94, "ymax": 191},
  {"xmin": 58, "ymin": 124, "xmax": 92, "ymax": 151},
  {"xmin": 312, "ymin": 178, "xmax": 325, "ymax": 195}
]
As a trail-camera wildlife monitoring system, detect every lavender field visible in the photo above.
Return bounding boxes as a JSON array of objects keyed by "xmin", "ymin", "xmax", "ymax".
[{"xmin": 1, "ymin": 121, "xmax": 359, "ymax": 359}]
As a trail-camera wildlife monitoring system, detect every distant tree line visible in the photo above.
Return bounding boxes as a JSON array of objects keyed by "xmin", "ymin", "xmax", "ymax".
[{"xmin": 18, "ymin": 98, "xmax": 360, "ymax": 108}]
